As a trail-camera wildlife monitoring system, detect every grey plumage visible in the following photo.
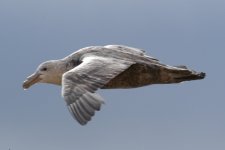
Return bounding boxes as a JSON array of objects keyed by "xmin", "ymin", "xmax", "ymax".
[
  {"xmin": 62, "ymin": 55, "xmax": 134, "ymax": 125},
  {"xmin": 23, "ymin": 45, "xmax": 205, "ymax": 125}
]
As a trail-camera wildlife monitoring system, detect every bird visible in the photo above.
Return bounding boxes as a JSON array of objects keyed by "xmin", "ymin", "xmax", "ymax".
[{"xmin": 23, "ymin": 45, "xmax": 205, "ymax": 125}]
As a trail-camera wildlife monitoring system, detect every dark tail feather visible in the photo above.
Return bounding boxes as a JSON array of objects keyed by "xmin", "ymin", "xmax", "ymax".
[
  {"xmin": 174, "ymin": 71, "xmax": 206, "ymax": 82},
  {"xmin": 166, "ymin": 66, "xmax": 206, "ymax": 83}
]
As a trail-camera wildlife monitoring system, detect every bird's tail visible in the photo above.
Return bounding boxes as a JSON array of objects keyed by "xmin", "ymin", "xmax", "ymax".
[{"xmin": 163, "ymin": 65, "xmax": 206, "ymax": 83}]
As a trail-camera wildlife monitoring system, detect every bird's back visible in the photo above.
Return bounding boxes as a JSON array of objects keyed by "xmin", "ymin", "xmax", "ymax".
[{"xmin": 67, "ymin": 45, "xmax": 205, "ymax": 89}]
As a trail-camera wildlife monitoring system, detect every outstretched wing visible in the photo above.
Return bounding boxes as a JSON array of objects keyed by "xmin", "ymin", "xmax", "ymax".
[
  {"xmin": 62, "ymin": 55, "xmax": 135, "ymax": 125},
  {"xmin": 104, "ymin": 45, "xmax": 146, "ymax": 56},
  {"xmin": 104, "ymin": 45, "xmax": 158, "ymax": 61}
]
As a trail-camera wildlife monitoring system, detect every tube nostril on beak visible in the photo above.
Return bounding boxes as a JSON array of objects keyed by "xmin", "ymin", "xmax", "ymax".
[{"xmin": 22, "ymin": 72, "xmax": 41, "ymax": 89}]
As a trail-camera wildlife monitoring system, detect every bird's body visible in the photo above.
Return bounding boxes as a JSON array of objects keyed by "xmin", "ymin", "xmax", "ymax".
[{"xmin": 23, "ymin": 45, "xmax": 205, "ymax": 125}]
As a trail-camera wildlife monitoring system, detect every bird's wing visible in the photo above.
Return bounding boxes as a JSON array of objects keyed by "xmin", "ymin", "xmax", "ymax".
[
  {"xmin": 104, "ymin": 45, "xmax": 158, "ymax": 61},
  {"xmin": 104, "ymin": 45, "xmax": 146, "ymax": 55},
  {"xmin": 62, "ymin": 55, "xmax": 135, "ymax": 125}
]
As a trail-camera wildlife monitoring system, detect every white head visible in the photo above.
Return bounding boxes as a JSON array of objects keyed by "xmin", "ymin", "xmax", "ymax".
[{"xmin": 23, "ymin": 60, "xmax": 67, "ymax": 89}]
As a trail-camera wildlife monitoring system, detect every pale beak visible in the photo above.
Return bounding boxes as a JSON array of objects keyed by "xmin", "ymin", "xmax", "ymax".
[{"xmin": 23, "ymin": 72, "xmax": 41, "ymax": 89}]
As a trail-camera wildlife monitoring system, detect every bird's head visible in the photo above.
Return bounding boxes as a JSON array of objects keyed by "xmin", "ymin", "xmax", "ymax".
[{"xmin": 23, "ymin": 60, "xmax": 67, "ymax": 89}]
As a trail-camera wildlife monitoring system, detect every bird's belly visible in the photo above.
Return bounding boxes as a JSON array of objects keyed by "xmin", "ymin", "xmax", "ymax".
[{"xmin": 102, "ymin": 63, "xmax": 161, "ymax": 89}]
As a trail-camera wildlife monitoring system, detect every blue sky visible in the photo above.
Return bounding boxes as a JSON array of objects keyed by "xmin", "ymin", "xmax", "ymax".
[{"xmin": 0, "ymin": 0, "xmax": 225, "ymax": 150}]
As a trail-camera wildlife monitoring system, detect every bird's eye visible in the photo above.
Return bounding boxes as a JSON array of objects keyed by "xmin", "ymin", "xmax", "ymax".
[{"xmin": 41, "ymin": 67, "xmax": 47, "ymax": 71}]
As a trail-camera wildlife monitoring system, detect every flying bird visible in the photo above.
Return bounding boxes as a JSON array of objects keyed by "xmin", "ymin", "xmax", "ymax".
[{"xmin": 23, "ymin": 45, "xmax": 205, "ymax": 125}]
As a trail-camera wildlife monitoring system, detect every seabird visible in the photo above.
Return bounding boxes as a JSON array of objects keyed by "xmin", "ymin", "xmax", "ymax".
[{"xmin": 23, "ymin": 45, "xmax": 205, "ymax": 125}]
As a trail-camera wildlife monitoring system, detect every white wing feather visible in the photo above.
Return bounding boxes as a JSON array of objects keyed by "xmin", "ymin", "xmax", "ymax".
[{"xmin": 62, "ymin": 55, "xmax": 134, "ymax": 125}]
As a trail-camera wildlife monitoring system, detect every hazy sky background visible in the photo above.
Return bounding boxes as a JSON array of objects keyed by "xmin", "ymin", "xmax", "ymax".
[{"xmin": 0, "ymin": 0, "xmax": 225, "ymax": 150}]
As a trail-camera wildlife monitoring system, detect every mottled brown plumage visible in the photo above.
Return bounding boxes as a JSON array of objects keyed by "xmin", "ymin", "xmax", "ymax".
[
  {"xmin": 104, "ymin": 63, "xmax": 205, "ymax": 89},
  {"xmin": 23, "ymin": 45, "xmax": 205, "ymax": 125}
]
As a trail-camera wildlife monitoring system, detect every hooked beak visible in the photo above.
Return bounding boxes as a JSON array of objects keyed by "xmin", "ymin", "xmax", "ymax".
[{"xmin": 23, "ymin": 72, "xmax": 41, "ymax": 89}]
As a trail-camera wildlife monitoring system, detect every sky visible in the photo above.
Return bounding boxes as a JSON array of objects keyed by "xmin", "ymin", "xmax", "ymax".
[{"xmin": 0, "ymin": 0, "xmax": 225, "ymax": 150}]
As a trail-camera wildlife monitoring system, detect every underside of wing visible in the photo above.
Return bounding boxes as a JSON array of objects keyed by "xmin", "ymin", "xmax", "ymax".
[{"xmin": 62, "ymin": 55, "xmax": 134, "ymax": 125}]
